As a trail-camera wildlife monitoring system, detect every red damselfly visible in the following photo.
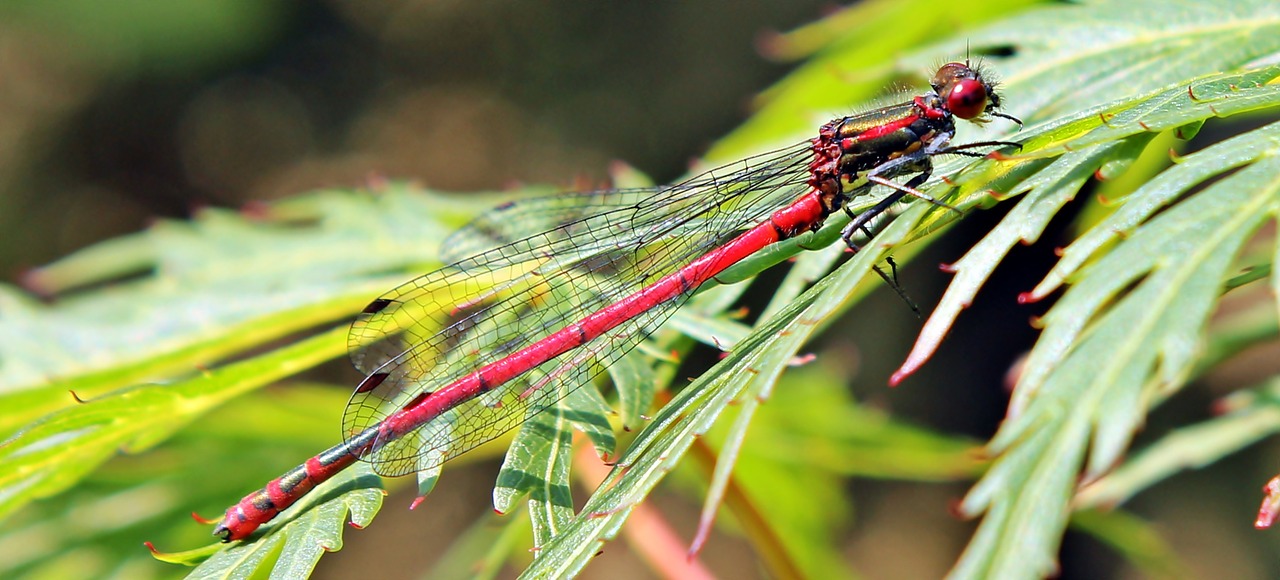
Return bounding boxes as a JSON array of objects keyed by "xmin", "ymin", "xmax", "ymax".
[{"xmin": 212, "ymin": 61, "xmax": 1020, "ymax": 542}]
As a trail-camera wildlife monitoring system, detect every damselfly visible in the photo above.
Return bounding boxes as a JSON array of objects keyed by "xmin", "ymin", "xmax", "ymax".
[{"xmin": 213, "ymin": 61, "xmax": 1019, "ymax": 542}]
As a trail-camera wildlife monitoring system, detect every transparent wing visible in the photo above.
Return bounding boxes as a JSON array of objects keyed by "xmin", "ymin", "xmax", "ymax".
[{"xmin": 345, "ymin": 142, "xmax": 814, "ymax": 476}]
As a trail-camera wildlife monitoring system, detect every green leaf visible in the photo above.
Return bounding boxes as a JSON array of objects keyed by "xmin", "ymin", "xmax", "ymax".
[
  {"xmin": 1068, "ymin": 509, "xmax": 1189, "ymax": 579},
  {"xmin": 4, "ymin": 187, "xmax": 481, "ymax": 395},
  {"xmin": 1034, "ymin": 120, "xmax": 1280, "ymax": 300},
  {"xmin": 897, "ymin": 66, "xmax": 1280, "ymax": 381},
  {"xmin": 520, "ymin": 189, "xmax": 928, "ymax": 579},
  {"xmin": 604, "ymin": 351, "xmax": 656, "ymax": 433},
  {"xmin": 951, "ymin": 120, "xmax": 1280, "ymax": 580},
  {"xmin": 9, "ymin": 0, "xmax": 1280, "ymax": 577},
  {"xmin": 0, "ymin": 326, "xmax": 347, "ymax": 525},
  {"xmin": 185, "ymin": 462, "xmax": 383, "ymax": 578},
  {"xmin": 699, "ymin": 361, "xmax": 982, "ymax": 578},
  {"xmin": 926, "ymin": 0, "xmax": 1280, "ymax": 120},
  {"xmin": 561, "ymin": 384, "xmax": 617, "ymax": 463},
  {"xmin": 682, "ymin": 228, "xmax": 843, "ymax": 573},
  {"xmin": 1077, "ymin": 376, "xmax": 1280, "ymax": 511},
  {"xmin": 493, "ymin": 402, "xmax": 575, "ymax": 548}
]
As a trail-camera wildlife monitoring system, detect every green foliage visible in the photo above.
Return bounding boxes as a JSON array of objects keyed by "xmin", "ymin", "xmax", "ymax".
[
  {"xmin": 0, "ymin": 326, "xmax": 348, "ymax": 527},
  {"xmin": 3, "ymin": 0, "xmax": 1280, "ymax": 578}
]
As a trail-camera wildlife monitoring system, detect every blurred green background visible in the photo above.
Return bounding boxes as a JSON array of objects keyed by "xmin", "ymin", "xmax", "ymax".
[
  {"xmin": 2, "ymin": 1, "xmax": 1277, "ymax": 578},
  {"xmin": 0, "ymin": 1, "xmax": 838, "ymax": 277}
]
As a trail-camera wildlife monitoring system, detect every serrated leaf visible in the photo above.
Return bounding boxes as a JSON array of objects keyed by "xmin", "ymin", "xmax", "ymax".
[
  {"xmin": 1077, "ymin": 376, "xmax": 1280, "ymax": 511},
  {"xmin": 0, "ymin": 326, "xmax": 346, "ymax": 525},
  {"xmin": 604, "ymin": 351, "xmax": 656, "ymax": 433},
  {"xmin": 10, "ymin": 1, "xmax": 1280, "ymax": 577},
  {"xmin": 561, "ymin": 384, "xmax": 617, "ymax": 463},
  {"xmin": 494, "ymin": 406, "xmax": 574, "ymax": 548},
  {"xmin": 2, "ymin": 186, "xmax": 483, "ymax": 395},
  {"xmin": 494, "ymin": 376, "xmax": 616, "ymax": 545},
  {"xmin": 895, "ymin": 141, "xmax": 1132, "ymax": 382},
  {"xmin": 924, "ymin": 0, "xmax": 1280, "ymax": 123},
  {"xmin": 687, "ymin": 234, "xmax": 836, "ymax": 566},
  {"xmin": 664, "ymin": 309, "xmax": 752, "ymax": 352},
  {"xmin": 952, "ymin": 134, "xmax": 1280, "ymax": 580},
  {"xmin": 519, "ymin": 190, "xmax": 926, "ymax": 579},
  {"xmin": 897, "ymin": 66, "xmax": 1280, "ymax": 382},
  {"xmin": 1036, "ymin": 121, "xmax": 1280, "ymax": 299},
  {"xmin": 185, "ymin": 462, "xmax": 383, "ymax": 578}
]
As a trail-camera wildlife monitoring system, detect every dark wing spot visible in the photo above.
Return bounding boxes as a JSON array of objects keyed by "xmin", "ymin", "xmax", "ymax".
[
  {"xmin": 355, "ymin": 372, "xmax": 390, "ymax": 394},
  {"xmin": 403, "ymin": 391, "xmax": 432, "ymax": 410},
  {"xmin": 362, "ymin": 298, "xmax": 394, "ymax": 315}
]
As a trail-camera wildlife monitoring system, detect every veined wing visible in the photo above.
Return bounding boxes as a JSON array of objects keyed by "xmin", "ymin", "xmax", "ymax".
[{"xmin": 344, "ymin": 142, "xmax": 814, "ymax": 476}]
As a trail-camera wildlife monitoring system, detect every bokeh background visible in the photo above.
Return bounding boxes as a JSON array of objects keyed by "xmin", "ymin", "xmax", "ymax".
[
  {"xmin": 0, "ymin": 1, "xmax": 838, "ymax": 278},
  {"xmin": 3, "ymin": 1, "xmax": 1277, "ymax": 578}
]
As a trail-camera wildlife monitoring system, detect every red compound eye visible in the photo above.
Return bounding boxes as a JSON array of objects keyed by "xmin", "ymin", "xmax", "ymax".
[{"xmin": 946, "ymin": 78, "xmax": 988, "ymax": 119}]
